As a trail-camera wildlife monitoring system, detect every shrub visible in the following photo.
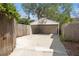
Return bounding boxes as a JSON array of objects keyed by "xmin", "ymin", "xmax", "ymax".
[
  {"xmin": 17, "ymin": 18, "xmax": 32, "ymax": 25},
  {"xmin": 0, "ymin": 3, "xmax": 20, "ymax": 20}
]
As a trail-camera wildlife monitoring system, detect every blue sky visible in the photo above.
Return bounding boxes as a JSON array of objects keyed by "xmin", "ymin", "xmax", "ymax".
[
  {"xmin": 71, "ymin": 3, "xmax": 79, "ymax": 18},
  {"xmin": 14, "ymin": 3, "xmax": 38, "ymax": 20},
  {"xmin": 14, "ymin": 3, "xmax": 26, "ymax": 18},
  {"xmin": 14, "ymin": 3, "xmax": 79, "ymax": 19}
]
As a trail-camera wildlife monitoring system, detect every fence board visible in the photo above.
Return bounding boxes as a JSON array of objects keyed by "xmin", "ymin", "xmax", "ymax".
[
  {"xmin": 62, "ymin": 22, "xmax": 79, "ymax": 41},
  {"xmin": 0, "ymin": 16, "xmax": 16, "ymax": 56},
  {"xmin": 16, "ymin": 24, "xmax": 30, "ymax": 37}
]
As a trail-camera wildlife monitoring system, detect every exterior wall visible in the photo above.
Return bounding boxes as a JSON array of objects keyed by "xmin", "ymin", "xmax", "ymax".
[
  {"xmin": 0, "ymin": 15, "xmax": 16, "ymax": 56},
  {"xmin": 31, "ymin": 24, "xmax": 59, "ymax": 34},
  {"xmin": 61, "ymin": 22, "xmax": 79, "ymax": 41},
  {"xmin": 31, "ymin": 25, "xmax": 40, "ymax": 34}
]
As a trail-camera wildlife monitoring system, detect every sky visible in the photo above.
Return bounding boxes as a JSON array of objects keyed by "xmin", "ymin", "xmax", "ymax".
[
  {"xmin": 14, "ymin": 3, "xmax": 38, "ymax": 20},
  {"xmin": 70, "ymin": 3, "xmax": 79, "ymax": 18},
  {"xmin": 14, "ymin": 3, "xmax": 26, "ymax": 18},
  {"xmin": 14, "ymin": 3, "xmax": 79, "ymax": 19}
]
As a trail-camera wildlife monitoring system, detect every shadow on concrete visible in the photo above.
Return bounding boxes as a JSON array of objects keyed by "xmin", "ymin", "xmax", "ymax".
[{"xmin": 50, "ymin": 34, "xmax": 68, "ymax": 56}]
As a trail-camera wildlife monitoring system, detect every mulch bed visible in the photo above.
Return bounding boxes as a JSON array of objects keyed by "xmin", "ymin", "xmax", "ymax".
[{"xmin": 62, "ymin": 41, "xmax": 79, "ymax": 56}]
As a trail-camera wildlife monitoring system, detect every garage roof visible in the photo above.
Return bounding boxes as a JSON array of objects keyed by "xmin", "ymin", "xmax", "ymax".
[{"xmin": 31, "ymin": 18, "xmax": 59, "ymax": 25}]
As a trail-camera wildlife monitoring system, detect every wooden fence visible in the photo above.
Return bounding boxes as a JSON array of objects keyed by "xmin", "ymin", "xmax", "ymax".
[
  {"xmin": 61, "ymin": 22, "xmax": 79, "ymax": 41},
  {"xmin": 0, "ymin": 18, "xmax": 31, "ymax": 56},
  {"xmin": 0, "ymin": 14, "xmax": 31, "ymax": 55},
  {"xmin": 0, "ymin": 16, "xmax": 16, "ymax": 56},
  {"xmin": 16, "ymin": 24, "xmax": 30, "ymax": 37}
]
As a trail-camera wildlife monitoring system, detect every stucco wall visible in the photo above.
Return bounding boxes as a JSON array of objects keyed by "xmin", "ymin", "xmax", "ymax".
[{"xmin": 31, "ymin": 24, "xmax": 59, "ymax": 34}]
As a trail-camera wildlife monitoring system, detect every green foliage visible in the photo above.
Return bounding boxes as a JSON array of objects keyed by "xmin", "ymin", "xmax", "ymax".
[
  {"xmin": 22, "ymin": 3, "xmax": 53, "ymax": 19},
  {"xmin": 0, "ymin": 3, "xmax": 20, "ymax": 21},
  {"xmin": 22, "ymin": 3, "xmax": 73, "ymax": 35},
  {"xmin": 17, "ymin": 18, "xmax": 32, "ymax": 25},
  {"xmin": 22, "ymin": 3, "xmax": 73, "ymax": 25},
  {"xmin": 22, "ymin": 3, "xmax": 37, "ymax": 19}
]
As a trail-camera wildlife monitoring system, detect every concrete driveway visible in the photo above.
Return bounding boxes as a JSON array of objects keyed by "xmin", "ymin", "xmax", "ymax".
[{"xmin": 10, "ymin": 34, "xmax": 68, "ymax": 56}]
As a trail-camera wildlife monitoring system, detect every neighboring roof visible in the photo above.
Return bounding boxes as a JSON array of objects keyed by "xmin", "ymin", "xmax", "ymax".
[{"xmin": 31, "ymin": 18, "xmax": 59, "ymax": 25}]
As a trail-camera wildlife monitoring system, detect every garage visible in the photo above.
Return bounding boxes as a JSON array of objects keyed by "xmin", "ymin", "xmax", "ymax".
[{"xmin": 31, "ymin": 18, "xmax": 59, "ymax": 34}]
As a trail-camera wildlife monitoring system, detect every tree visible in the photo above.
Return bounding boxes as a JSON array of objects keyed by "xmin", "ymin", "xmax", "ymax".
[
  {"xmin": 22, "ymin": 3, "xmax": 73, "ymax": 34},
  {"xmin": 44, "ymin": 4, "xmax": 72, "ymax": 26},
  {"xmin": 22, "ymin": 3, "xmax": 37, "ymax": 19},
  {"xmin": 22, "ymin": 3, "xmax": 72, "ymax": 24},
  {"xmin": 22, "ymin": 3, "xmax": 53, "ymax": 19},
  {"xmin": 45, "ymin": 3, "xmax": 72, "ymax": 34},
  {"xmin": 0, "ymin": 3, "xmax": 20, "ymax": 21},
  {"xmin": 17, "ymin": 18, "xmax": 32, "ymax": 25}
]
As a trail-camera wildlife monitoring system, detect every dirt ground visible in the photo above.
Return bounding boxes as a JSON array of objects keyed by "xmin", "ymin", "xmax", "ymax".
[{"xmin": 62, "ymin": 41, "xmax": 79, "ymax": 56}]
